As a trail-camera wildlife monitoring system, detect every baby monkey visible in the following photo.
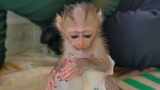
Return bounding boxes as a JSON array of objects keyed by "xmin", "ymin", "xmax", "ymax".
[{"xmin": 45, "ymin": 2, "xmax": 118, "ymax": 90}]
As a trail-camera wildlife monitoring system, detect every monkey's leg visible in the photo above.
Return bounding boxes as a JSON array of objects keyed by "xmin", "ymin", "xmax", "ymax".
[{"xmin": 105, "ymin": 75, "xmax": 119, "ymax": 90}]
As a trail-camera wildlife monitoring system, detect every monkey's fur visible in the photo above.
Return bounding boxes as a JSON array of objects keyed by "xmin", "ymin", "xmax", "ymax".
[{"xmin": 55, "ymin": 3, "xmax": 119, "ymax": 90}]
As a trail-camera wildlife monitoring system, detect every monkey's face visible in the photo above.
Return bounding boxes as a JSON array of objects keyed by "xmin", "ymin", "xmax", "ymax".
[
  {"xmin": 55, "ymin": 3, "xmax": 103, "ymax": 50},
  {"xmin": 62, "ymin": 12, "xmax": 98, "ymax": 50},
  {"xmin": 66, "ymin": 28, "xmax": 94, "ymax": 50}
]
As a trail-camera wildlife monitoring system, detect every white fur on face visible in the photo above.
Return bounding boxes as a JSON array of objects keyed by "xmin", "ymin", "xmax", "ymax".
[{"xmin": 73, "ymin": 6, "xmax": 85, "ymax": 27}]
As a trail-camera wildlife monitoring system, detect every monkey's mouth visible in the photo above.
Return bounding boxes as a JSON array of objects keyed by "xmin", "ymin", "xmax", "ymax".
[
  {"xmin": 71, "ymin": 49, "xmax": 89, "ymax": 58},
  {"xmin": 73, "ymin": 45, "xmax": 90, "ymax": 51},
  {"xmin": 74, "ymin": 47, "xmax": 85, "ymax": 51}
]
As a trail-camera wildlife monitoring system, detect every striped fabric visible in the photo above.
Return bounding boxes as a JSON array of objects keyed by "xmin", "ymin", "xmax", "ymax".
[{"xmin": 118, "ymin": 69, "xmax": 160, "ymax": 90}]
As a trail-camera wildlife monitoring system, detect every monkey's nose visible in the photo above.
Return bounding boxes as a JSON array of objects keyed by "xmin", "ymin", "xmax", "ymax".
[
  {"xmin": 79, "ymin": 38, "xmax": 85, "ymax": 46},
  {"xmin": 78, "ymin": 42, "xmax": 86, "ymax": 49},
  {"xmin": 74, "ymin": 44, "xmax": 86, "ymax": 50}
]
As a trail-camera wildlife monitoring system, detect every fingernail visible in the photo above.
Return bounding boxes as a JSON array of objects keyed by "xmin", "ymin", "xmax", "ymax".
[
  {"xmin": 57, "ymin": 76, "xmax": 60, "ymax": 78},
  {"xmin": 53, "ymin": 84, "xmax": 57, "ymax": 88},
  {"xmin": 68, "ymin": 59, "xmax": 73, "ymax": 63},
  {"xmin": 59, "ymin": 70, "xmax": 62, "ymax": 72},
  {"xmin": 53, "ymin": 70, "xmax": 57, "ymax": 73}
]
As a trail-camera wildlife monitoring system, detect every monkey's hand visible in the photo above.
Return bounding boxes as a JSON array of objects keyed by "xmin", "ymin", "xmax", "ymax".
[
  {"xmin": 58, "ymin": 58, "xmax": 85, "ymax": 81},
  {"xmin": 45, "ymin": 69, "xmax": 58, "ymax": 90}
]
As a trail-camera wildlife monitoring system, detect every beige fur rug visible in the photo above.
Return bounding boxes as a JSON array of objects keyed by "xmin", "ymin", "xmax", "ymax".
[{"xmin": 0, "ymin": 49, "xmax": 58, "ymax": 90}]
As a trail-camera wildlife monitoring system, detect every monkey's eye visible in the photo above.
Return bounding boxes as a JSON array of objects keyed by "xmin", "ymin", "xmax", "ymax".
[
  {"xmin": 71, "ymin": 35, "xmax": 79, "ymax": 39},
  {"xmin": 84, "ymin": 35, "xmax": 91, "ymax": 38},
  {"xmin": 83, "ymin": 32, "xmax": 92, "ymax": 38},
  {"xmin": 70, "ymin": 32, "xmax": 79, "ymax": 39}
]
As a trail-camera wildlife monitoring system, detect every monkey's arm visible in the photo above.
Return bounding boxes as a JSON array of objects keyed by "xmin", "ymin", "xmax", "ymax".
[
  {"xmin": 85, "ymin": 56, "xmax": 114, "ymax": 73},
  {"xmin": 85, "ymin": 38, "xmax": 115, "ymax": 75}
]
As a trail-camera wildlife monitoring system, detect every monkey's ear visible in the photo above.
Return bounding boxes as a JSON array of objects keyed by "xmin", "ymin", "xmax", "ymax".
[
  {"xmin": 97, "ymin": 9, "xmax": 103, "ymax": 22},
  {"xmin": 55, "ymin": 14, "xmax": 63, "ymax": 31}
]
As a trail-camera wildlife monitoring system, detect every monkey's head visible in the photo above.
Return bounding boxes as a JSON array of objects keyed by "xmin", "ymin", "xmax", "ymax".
[{"xmin": 55, "ymin": 3, "xmax": 103, "ymax": 50}]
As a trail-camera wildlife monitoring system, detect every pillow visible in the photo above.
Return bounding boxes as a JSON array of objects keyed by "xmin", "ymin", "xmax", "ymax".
[{"xmin": 103, "ymin": 9, "xmax": 160, "ymax": 70}]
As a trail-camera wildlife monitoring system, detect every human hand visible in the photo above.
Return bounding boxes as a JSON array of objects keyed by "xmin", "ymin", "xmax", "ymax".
[
  {"xmin": 57, "ymin": 58, "xmax": 84, "ymax": 81},
  {"xmin": 45, "ymin": 69, "xmax": 58, "ymax": 90}
]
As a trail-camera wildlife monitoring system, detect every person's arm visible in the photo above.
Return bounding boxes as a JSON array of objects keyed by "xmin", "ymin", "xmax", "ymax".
[
  {"xmin": 92, "ymin": 0, "xmax": 120, "ymax": 17},
  {"xmin": 0, "ymin": 10, "xmax": 7, "ymax": 68}
]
